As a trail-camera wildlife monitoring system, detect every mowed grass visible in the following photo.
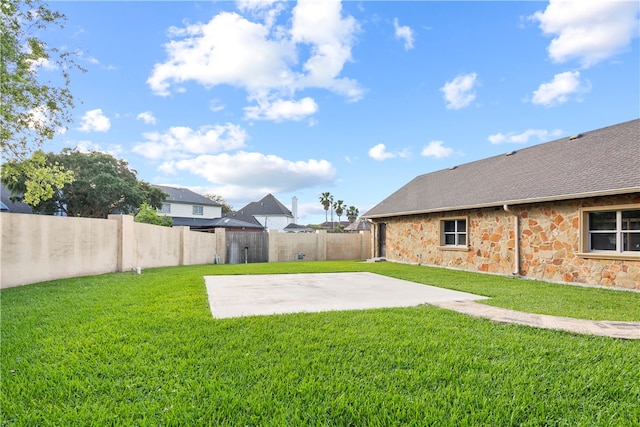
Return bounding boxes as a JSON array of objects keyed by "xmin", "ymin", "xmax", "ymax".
[{"xmin": 2, "ymin": 261, "xmax": 639, "ymax": 425}]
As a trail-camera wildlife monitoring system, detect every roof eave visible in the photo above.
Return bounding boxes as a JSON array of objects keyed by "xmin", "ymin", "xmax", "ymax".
[{"xmin": 362, "ymin": 187, "xmax": 640, "ymax": 219}]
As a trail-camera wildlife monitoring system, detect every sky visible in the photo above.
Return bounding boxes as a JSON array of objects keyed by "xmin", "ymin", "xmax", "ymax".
[{"xmin": 36, "ymin": 0, "xmax": 639, "ymax": 225}]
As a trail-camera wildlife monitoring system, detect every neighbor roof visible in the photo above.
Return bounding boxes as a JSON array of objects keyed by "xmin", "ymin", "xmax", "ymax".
[
  {"xmin": 153, "ymin": 185, "xmax": 221, "ymax": 207},
  {"xmin": 1, "ymin": 184, "xmax": 33, "ymax": 214},
  {"xmin": 228, "ymin": 193, "xmax": 292, "ymax": 224},
  {"xmin": 364, "ymin": 118, "xmax": 640, "ymax": 219},
  {"xmin": 171, "ymin": 217, "xmax": 264, "ymax": 229}
]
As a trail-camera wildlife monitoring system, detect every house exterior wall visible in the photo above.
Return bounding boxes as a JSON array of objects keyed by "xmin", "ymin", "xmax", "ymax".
[
  {"xmin": 254, "ymin": 215, "xmax": 292, "ymax": 231},
  {"xmin": 371, "ymin": 194, "xmax": 640, "ymax": 290},
  {"xmin": 160, "ymin": 203, "xmax": 221, "ymax": 219}
]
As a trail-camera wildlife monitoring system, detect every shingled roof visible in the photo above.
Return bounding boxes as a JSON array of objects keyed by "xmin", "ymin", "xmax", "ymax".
[
  {"xmin": 0, "ymin": 184, "xmax": 32, "ymax": 214},
  {"xmin": 153, "ymin": 185, "xmax": 221, "ymax": 207},
  {"xmin": 228, "ymin": 193, "xmax": 293, "ymax": 224},
  {"xmin": 364, "ymin": 118, "xmax": 640, "ymax": 219}
]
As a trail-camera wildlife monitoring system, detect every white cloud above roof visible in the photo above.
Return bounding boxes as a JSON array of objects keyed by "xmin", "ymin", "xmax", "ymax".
[
  {"xmin": 147, "ymin": 0, "xmax": 362, "ymax": 122},
  {"xmin": 441, "ymin": 72, "xmax": 478, "ymax": 110},
  {"xmin": 244, "ymin": 97, "xmax": 318, "ymax": 121},
  {"xmin": 393, "ymin": 18, "xmax": 414, "ymax": 51},
  {"xmin": 132, "ymin": 123, "xmax": 247, "ymax": 160},
  {"xmin": 136, "ymin": 111, "xmax": 157, "ymax": 125},
  {"xmin": 77, "ymin": 109, "xmax": 111, "ymax": 132},
  {"xmin": 531, "ymin": 71, "xmax": 590, "ymax": 107},
  {"xmin": 488, "ymin": 128, "xmax": 563, "ymax": 145},
  {"xmin": 421, "ymin": 141, "xmax": 452, "ymax": 158},
  {"xmin": 368, "ymin": 143, "xmax": 401, "ymax": 161},
  {"xmin": 74, "ymin": 140, "xmax": 123, "ymax": 157},
  {"xmin": 162, "ymin": 151, "xmax": 336, "ymax": 193},
  {"xmin": 531, "ymin": 0, "xmax": 640, "ymax": 68}
]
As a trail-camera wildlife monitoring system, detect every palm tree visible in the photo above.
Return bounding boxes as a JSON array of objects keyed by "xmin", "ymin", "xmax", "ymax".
[
  {"xmin": 346, "ymin": 205, "xmax": 359, "ymax": 223},
  {"xmin": 333, "ymin": 200, "xmax": 345, "ymax": 227},
  {"xmin": 319, "ymin": 192, "xmax": 333, "ymax": 224}
]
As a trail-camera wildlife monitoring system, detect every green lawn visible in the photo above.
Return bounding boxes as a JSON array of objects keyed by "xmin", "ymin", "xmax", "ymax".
[{"xmin": 2, "ymin": 261, "xmax": 639, "ymax": 425}]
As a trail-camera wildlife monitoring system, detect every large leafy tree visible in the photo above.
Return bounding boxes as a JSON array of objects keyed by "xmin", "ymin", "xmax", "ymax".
[
  {"xmin": 135, "ymin": 202, "xmax": 172, "ymax": 227},
  {"xmin": 1, "ymin": 150, "xmax": 74, "ymax": 208},
  {"xmin": 2, "ymin": 149, "xmax": 167, "ymax": 218},
  {"xmin": 1, "ymin": 0, "xmax": 83, "ymax": 160},
  {"xmin": 204, "ymin": 193, "xmax": 233, "ymax": 214}
]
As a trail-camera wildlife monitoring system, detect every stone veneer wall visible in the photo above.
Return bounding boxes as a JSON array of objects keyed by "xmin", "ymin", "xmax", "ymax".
[{"xmin": 374, "ymin": 194, "xmax": 640, "ymax": 290}]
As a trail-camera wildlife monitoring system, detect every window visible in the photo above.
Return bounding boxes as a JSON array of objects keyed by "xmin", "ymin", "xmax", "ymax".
[
  {"xmin": 160, "ymin": 203, "xmax": 171, "ymax": 214},
  {"xmin": 192, "ymin": 205, "xmax": 204, "ymax": 216},
  {"xmin": 586, "ymin": 209, "xmax": 640, "ymax": 253},
  {"xmin": 442, "ymin": 218, "xmax": 467, "ymax": 247}
]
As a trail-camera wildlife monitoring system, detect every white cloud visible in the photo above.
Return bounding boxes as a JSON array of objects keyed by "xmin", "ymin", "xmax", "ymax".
[
  {"xmin": 531, "ymin": 71, "xmax": 590, "ymax": 107},
  {"xmin": 28, "ymin": 57, "xmax": 57, "ymax": 71},
  {"xmin": 132, "ymin": 123, "xmax": 247, "ymax": 160},
  {"xmin": 368, "ymin": 144, "xmax": 394, "ymax": 161},
  {"xmin": 531, "ymin": 0, "xmax": 639, "ymax": 68},
  {"xmin": 289, "ymin": 0, "xmax": 362, "ymax": 100},
  {"xmin": 441, "ymin": 72, "xmax": 478, "ymax": 110},
  {"xmin": 421, "ymin": 141, "xmax": 453, "ymax": 158},
  {"xmin": 393, "ymin": 18, "xmax": 414, "ymax": 50},
  {"xmin": 244, "ymin": 97, "xmax": 318, "ymax": 121},
  {"xmin": 147, "ymin": 0, "xmax": 362, "ymax": 121},
  {"xmin": 25, "ymin": 105, "xmax": 66, "ymax": 135},
  {"xmin": 74, "ymin": 140, "xmax": 123, "ymax": 157},
  {"xmin": 77, "ymin": 109, "xmax": 111, "ymax": 132},
  {"xmin": 488, "ymin": 129, "xmax": 563, "ymax": 145},
  {"xmin": 236, "ymin": 0, "xmax": 285, "ymax": 29},
  {"xmin": 210, "ymin": 99, "xmax": 225, "ymax": 112},
  {"xmin": 164, "ymin": 151, "xmax": 336, "ymax": 193},
  {"xmin": 136, "ymin": 111, "xmax": 157, "ymax": 125}
]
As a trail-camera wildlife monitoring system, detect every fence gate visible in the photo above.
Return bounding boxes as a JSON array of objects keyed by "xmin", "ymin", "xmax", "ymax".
[{"xmin": 226, "ymin": 231, "xmax": 269, "ymax": 264}]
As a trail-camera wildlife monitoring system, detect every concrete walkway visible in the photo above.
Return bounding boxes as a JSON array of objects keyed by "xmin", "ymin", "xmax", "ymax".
[
  {"xmin": 205, "ymin": 272, "xmax": 640, "ymax": 340},
  {"xmin": 432, "ymin": 300, "xmax": 640, "ymax": 340}
]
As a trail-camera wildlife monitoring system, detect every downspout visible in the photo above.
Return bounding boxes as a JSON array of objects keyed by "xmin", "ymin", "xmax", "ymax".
[{"xmin": 503, "ymin": 204, "xmax": 520, "ymax": 276}]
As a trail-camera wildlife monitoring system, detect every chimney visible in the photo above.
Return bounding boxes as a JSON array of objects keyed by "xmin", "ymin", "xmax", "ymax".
[{"xmin": 292, "ymin": 196, "xmax": 298, "ymax": 224}]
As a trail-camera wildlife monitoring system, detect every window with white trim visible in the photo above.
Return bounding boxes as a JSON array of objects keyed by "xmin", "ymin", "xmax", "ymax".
[
  {"xmin": 587, "ymin": 209, "xmax": 640, "ymax": 253},
  {"xmin": 192, "ymin": 205, "xmax": 204, "ymax": 216},
  {"xmin": 442, "ymin": 218, "xmax": 467, "ymax": 247},
  {"xmin": 160, "ymin": 203, "xmax": 171, "ymax": 214}
]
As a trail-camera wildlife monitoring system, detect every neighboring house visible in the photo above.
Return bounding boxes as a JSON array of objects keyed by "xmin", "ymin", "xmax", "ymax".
[
  {"xmin": 154, "ymin": 185, "xmax": 223, "ymax": 227},
  {"xmin": 176, "ymin": 217, "xmax": 265, "ymax": 232},
  {"xmin": 283, "ymin": 223, "xmax": 315, "ymax": 233},
  {"xmin": 319, "ymin": 221, "xmax": 351, "ymax": 230},
  {"xmin": 1, "ymin": 184, "xmax": 33, "ymax": 214},
  {"xmin": 363, "ymin": 119, "xmax": 640, "ymax": 290},
  {"xmin": 345, "ymin": 218, "xmax": 371, "ymax": 233},
  {"xmin": 226, "ymin": 193, "xmax": 294, "ymax": 231}
]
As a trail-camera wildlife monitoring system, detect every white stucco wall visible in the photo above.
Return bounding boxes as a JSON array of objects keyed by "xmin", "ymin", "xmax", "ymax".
[{"xmin": 1, "ymin": 213, "xmax": 119, "ymax": 288}]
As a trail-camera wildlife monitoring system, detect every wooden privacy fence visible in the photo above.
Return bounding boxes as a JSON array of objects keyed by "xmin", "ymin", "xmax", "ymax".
[{"xmin": 226, "ymin": 231, "xmax": 269, "ymax": 264}]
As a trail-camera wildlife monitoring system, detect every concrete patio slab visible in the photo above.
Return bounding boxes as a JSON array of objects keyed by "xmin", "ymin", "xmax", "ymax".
[{"xmin": 205, "ymin": 272, "xmax": 488, "ymax": 319}]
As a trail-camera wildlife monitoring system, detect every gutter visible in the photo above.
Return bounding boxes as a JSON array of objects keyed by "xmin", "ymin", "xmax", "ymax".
[
  {"xmin": 362, "ymin": 186, "xmax": 640, "ymax": 219},
  {"xmin": 503, "ymin": 204, "xmax": 520, "ymax": 276}
]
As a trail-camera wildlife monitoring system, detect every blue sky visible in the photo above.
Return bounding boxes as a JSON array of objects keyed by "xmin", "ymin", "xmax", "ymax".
[{"xmin": 38, "ymin": 0, "xmax": 639, "ymax": 224}]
